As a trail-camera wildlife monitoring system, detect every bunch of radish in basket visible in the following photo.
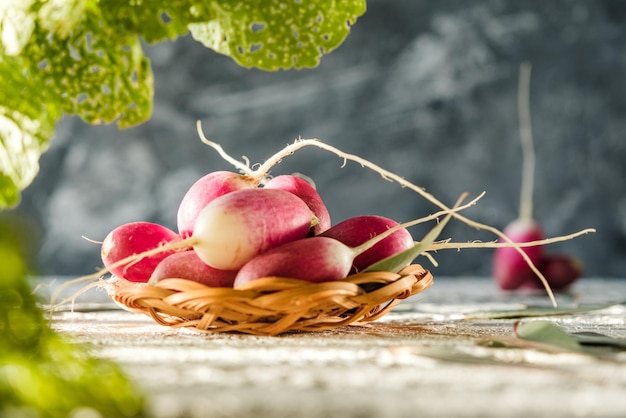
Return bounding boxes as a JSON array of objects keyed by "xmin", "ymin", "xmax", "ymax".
[
  {"xmin": 100, "ymin": 171, "xmax": 434, "ymax": 289},
  {"xmin": 91, "ymin": 125, "xmax": 594, "ymax": 310}
]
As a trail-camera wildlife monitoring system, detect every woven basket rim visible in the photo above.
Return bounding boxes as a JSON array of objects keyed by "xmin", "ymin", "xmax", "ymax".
[{"xmin": 107, "ymin": 264, "xmax": 433, "ymax": 336}]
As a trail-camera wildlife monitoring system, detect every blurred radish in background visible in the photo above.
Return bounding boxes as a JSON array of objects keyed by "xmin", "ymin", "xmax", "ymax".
[{"xmin": 492, "ymin": 62, "xmax": 582, "ymax": 291}]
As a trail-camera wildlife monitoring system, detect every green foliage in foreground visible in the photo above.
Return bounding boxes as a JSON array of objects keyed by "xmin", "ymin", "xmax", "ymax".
[
  {"xmin": 0, "ymin": 0, "xmax": 366, "ymax": 208},
  {"xmin": 0, "ymin": 216, "xmax": 145, "ymax": 417}
]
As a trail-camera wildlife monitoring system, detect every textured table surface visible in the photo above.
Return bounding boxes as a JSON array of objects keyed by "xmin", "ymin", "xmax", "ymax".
[{"xmin": 49, "ymin": 277, "xmax": 626, "ymax": 418}]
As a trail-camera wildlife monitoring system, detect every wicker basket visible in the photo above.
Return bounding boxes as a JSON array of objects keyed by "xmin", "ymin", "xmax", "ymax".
[{"xmin": 107, "ymin": 264, "xmax": 433, "ymax": 336}]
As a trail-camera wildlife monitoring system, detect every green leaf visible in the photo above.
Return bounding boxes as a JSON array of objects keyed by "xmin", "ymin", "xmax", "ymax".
[
  {"xmin": 465, "ymin": 305, "xmax": 612, "ymax": 320},
  {"xmin": 22, "ymin": 10, "xmax": 154, "ymax": 128},
  {"xmin": 0, "ymin": 0, "xmax": 365, "ymax": 208},
  {"xmin": 0, "ymin": 0, "xmax": 36, "ymax": 56},
  {"xmin": 0, "ymin": 111, "xmax": 50, "ymax": 209},
  {"xmin": 515, "ymin": 320, "xmax": 582, "ymax": 351},
  {"xmin": 0, "ymin": 174, "xmax": 20, "ymax": 208},
  {"xmin": 0, "ymin": 216, "xmax": 146, "ymax": 416},
  {"xmin": 36, "ymin": 0, "xmax": 91, "ymax": 38},
  {"xmin": 571, "ymin": 331, "xmax": 626, "ymax": 349},
  {"xmin": 98, "ymin": 0, "xmax": 206, "ymax": 43},
  {"xmin": 0, "ymin": 53, "xmax": 61, "ymax": 209},
  {"xmin": 363, "ymin": 241, "xmax": 431, "ymax": 274},
  {"xmin": 189, "ymin": 0, "xmax": 366, "ymax": 70}
]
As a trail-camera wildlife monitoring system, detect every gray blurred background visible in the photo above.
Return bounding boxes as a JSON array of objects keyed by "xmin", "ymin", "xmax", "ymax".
[{"xmin": 12, "ymin": 0, "xmax": 626, "ymax": 279}]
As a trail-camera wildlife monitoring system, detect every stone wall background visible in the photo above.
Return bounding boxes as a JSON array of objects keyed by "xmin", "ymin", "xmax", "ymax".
[{"xmin": 14, "ymin": 0, "xmax": 626, "ymax": 278}]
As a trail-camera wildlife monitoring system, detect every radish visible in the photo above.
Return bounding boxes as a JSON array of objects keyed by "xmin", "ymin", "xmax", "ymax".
[
  {"xmin": 233, "ymin": 197, "xmax": 474, "ymax": 287},
  {"xmin": 176, "ymin": 171, "xmax": 257, "ymax": 238},
  {"xmin": 149, "ymin": 250, "xmax": 238, "ymax": 287},
  {"xmin": 189, "ymin": 187, "xmax": 316, "ymax": 270},
  {"xmin": 490, "ymin": 62, "xmax": 580, "ymax": 292},
  {"xmin": 233, "ymin": 236, "xmax": 358, "ymax": 286},
  {"xmin": 320, "ymin": 215, "xmax": 414, "ymax": 272},
  {"xmin": 264, "ymin": 174, "xmax": 332, "ymax": 235},
  {"xmin": 98, "ymin": 187, "xmax": 317, "ymax": 281},
  {"xmin": 101, "ymin": 221, "xmax": 182, "ymax": 282},
  {"xmin": 523, "ymin": 254, "xmax": 583, "ymax": 291},
  {"xmin": 492, "ymin": 219, "xmax": 545, "ymax": 290}
]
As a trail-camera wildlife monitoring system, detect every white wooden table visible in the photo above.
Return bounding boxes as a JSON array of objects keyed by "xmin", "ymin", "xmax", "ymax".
[{"xmin": 49, "ymin": 277, "xmax": 626, "ymax": 418}]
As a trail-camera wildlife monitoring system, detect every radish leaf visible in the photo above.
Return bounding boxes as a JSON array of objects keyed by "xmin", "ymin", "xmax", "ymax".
[
  {"xmin": 515, "ymin": 320, "xmax": 582, "ymax": 351},
  {"xmin": 364, "ymin": 206, "xmax": 455, "ymax": 273},
  {"xmin": 571, "ymin": 331, "xmax": 626, "ymax": 349},
  {"xmin": 465, "ymin": 305, "xmax": 612, "ymax": 320},
  {"xmin": 189, "ymin": 0, "xmax": 366, "ymax": 70},
  {"xmin": 0, "ymin": 0, "xmax": 365, "ymax": 209},
  {"xmin": 0, "ymin": 56, "xmax": 60, "ymax": 208},
  {"xmin": 0, "ymin": 216, "xmax": 146, "ymax": 416},
  {"xmin": 363, "ymin": 240, "xmax": 431, "ymax": 274}
]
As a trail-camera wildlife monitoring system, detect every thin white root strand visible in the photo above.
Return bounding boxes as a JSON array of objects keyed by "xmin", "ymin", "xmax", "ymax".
[
  {"xmin": 81, "ymin": 235, "xmax": 103, "ymax": 245},
  {"xmin": 103, "ymin": 239, "xmax": 196, "ymax": 281},
  {"xmin": 398, "ymin": 192, "xmax": 484, "ymax": 230},
  {"xmin": 421, "ymin": 251, "xmax": 439, "ymax": 267},
  {"xmin": 405, "ymin": 194, "xmax": 465, "ymax": 269},
  {"xmin": 47, "ymin": 268, "xmax": 108, "ymax": 312},
  {"xmin": 196, "ymin": 121, "xmax": 255, "ymax": 177},
  {"xmin": 46, "ymin": 279, "xmax": 108, "ymax": 313},
  {"xmin": 52, "ymin": 238, "xmax": 197, "ymax": 310},
  {"xmin": 426, "ymin": 228, "xmax": 596, "ymax": 251}
]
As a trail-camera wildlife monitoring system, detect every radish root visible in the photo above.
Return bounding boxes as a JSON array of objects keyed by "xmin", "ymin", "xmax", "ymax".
[
  {"xmin": 427, "ymin": 228, "xmax": 594, "ymax": 251},
  {"xmin": 518, "ymin": 61, "xmax": 535, "ymax": 222},
  {"xmin": 196, "ymin": 122, "xmax": 255, "ymax": 177}
]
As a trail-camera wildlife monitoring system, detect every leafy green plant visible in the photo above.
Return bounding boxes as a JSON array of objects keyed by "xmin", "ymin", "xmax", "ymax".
[
  {"xmin": 0, "ymin": 214, "xmax": 146, "ymax": 416},
  {"xmin": 0, "ymin": 0, "xmax": 366, "ymax": 208}
]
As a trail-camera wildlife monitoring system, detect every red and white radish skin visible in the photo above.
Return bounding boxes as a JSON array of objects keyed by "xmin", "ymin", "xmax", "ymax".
[
  {"xmin": 492, "ymin": 219, "xmax": 545, "ymax": 290},
  {"xmin": 101, "ymin": 221, "xmax": 182, "ymax": 282},
  {"xmin": 191, "ymin": 188, "xmax": 316, "ymax": 270},
  {"xmin": 149, "ymin": 250, "xmax": 238, "ymax": 287},
  {"xmin": 264, "ymin": 175, "xmax": 331, "ymax": 235},
  {"xmin": 234, "ymin": 237, "xmax": 354, "ymax": 286},
  {"xmin": 320, "ymin": 215, "xmax": 414, "ymax": 272},
  {"xmin": 177, "ymin": 171, "xmax": 257, "ymax": 238},
  {"xmin": 233, "ymin": 219, "xmax": 416, "ymax": 287}
]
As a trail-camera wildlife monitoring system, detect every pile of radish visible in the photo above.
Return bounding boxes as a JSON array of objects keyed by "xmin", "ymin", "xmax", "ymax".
[
  {"xmin": 88, "ymin": 121, "xmax": 595, "ymax": 310},
  {"xmin": 100, "ymin": 171, "xmax": 437, "ymax": 289}
]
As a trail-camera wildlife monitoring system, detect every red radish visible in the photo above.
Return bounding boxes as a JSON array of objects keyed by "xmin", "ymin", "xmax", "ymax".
[
  {"xmin": 264, "ymin": 174, "xmax": 332, "ymax": 235},
  {"xmin": 232, "ymin": 204, "xmax": 467, "ymax": 287},
  {"xmin": 101, "ymin": 221, "xmax": 182, "ymax": 282},
  {"xmin": 176, "ymin": 171, "xmax": 257, "ymax": 238},
  {"xmin": 148, "ymin": 250, "xmax": 237, "ymax": 287},
  {"xmin": 233, "ymin": 236, "xmax": 356, "ymax": 286},
  {"xmin": 492, "ymin": 219, "xmax": 545, "ymax": 290},
  {"xmin": 99, "ymin": 188, "xmax": 317, "ymax": 279},
  {"xmin": 523, "ymin": 254, "xmax": 583, "ymax": 291},
  {"xmin": 320, "ymin": 215, "xmax": 414, "ymax": 272},
  {"xmin": 100, "ymin": 191, "xmax": 475, "ymax": 291},
  {"xmin": 191, "ymin": 188, "xmax": 316, "ymax": 270},
  {"xmin": 491, "ymin": 62, "xmax": 581, "ymax": 292}
]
